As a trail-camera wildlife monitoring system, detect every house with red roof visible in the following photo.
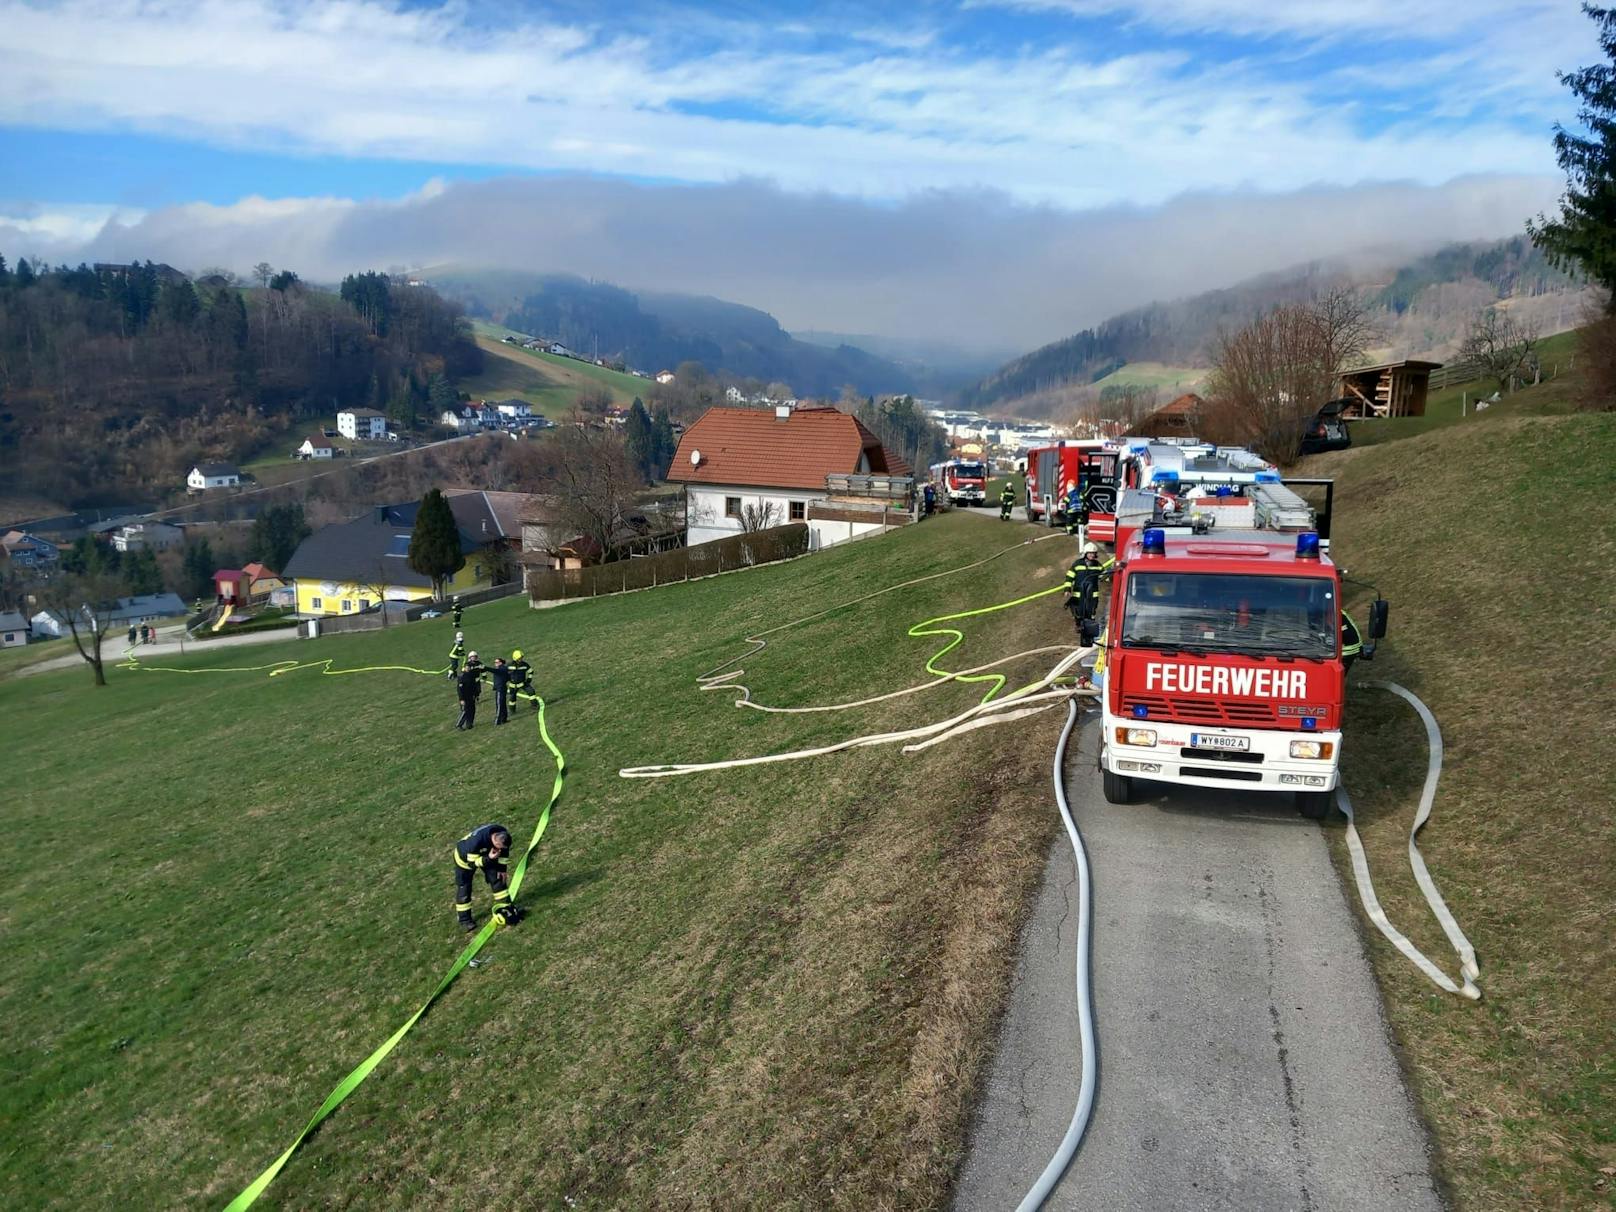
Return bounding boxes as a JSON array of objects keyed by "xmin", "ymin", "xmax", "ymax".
[{"xmin": 666, "ymin": 404, "xmax": 912, "ymax": 549}]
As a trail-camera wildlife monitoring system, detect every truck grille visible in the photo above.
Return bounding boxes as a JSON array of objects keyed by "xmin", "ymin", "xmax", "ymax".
[
  {"xmin": 1181, "ymin": 766, "xmax": 1264, "ymax": 782},
  {"xmin": 1123, "ymin": 693, "xmax": 1279, "ymax": 727}
]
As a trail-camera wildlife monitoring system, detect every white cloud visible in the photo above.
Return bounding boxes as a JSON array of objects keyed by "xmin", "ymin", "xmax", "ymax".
[
  {"xmin": 0, "ymin": 201, "xmax": 146, "ymax": 245},
  {"xmin": 0, "ymin": 0, "xmax": 1579, "ymax": 206},
  {"xmin": 24, "ymin": 171, "xmax": 1561, "ymax": 350}
]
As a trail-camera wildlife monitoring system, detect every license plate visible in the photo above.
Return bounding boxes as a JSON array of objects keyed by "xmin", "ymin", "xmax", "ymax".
[{"xmin": 1191, "ymin": 733, "xmax": 1249, "ymax": 751}]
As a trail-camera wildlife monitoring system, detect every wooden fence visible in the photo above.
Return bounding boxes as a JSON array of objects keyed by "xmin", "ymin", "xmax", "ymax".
[{"xmin": 526, "ymin": 524, "xmax": 810, "ymax": 602}]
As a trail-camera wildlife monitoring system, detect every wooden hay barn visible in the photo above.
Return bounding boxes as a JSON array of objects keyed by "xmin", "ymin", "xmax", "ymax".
[{"xmin": 1337, "ymin": 359, "xmax": 1441, "ymax": 419}]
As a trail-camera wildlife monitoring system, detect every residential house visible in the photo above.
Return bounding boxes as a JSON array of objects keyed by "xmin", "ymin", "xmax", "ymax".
[
  {"xmin": 0, "ymin": 610, "xmax": 29, "ymax": 647},
  {"xmin": 494, "ymin": 399, "xmax": 533, "ymax": 422},
  {"xmin": 241, "ymin": 561, "xmax": 286, "ymax": 600},
  {"xmin": 281, "ymin": 491, "xmax": 526, "ymax": 616},
  {"xmin": 547, "ymin": 342, "xmax": 570, "ymax": 356},
  {"xmin": 655, "ymin": 369, "xmax": 676, "ymax": 385},
  {"xmin": 724, "ymin": 385, "xmax": 746, "ymax": 404},
  {"xmin": 214, "ymin": 562, "xmax": 284, "ymax": 605},
  {"xmin": 1121, "ymin": 393, "xmax": 1205, "ymax": 438},
  {"xmin": 439, "ymin": 402, "xmax": 495, "ymax": 433},
  {"xmin": 337, "ymin": 408, "xmax": 389, "ymax": 440},
  {"xmin": 518, "ymin": 495, "xmax": 683, "ymax": 576},
  {"xmin": 297, "ymin": 435, "xmax": 335, "ymax": 460},
  {"xmin": 111, "ymin": 521, "xmax": 183, "ymax": 552},
  {"xmin": 187, "ymin": 463, "xmax": 241, "ymax": 491},
  {"xmin": 30, "ymin": 593, "xmax": 190, "ymax": 638},
  {"xmin": 666, "ymin": 405, "xmax": 912, "ymax": 549},
  {"xmin": 0, "ymin": 529, "xmax": 60, "ymax": 568}
]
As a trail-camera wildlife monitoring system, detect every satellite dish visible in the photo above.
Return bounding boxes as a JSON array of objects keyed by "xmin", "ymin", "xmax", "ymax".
[{"xmin": 690, "ymin": 448, "xmax": 702, "ymax": 466}]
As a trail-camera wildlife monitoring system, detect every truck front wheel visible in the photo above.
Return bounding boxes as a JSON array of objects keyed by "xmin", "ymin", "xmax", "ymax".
[
  {"xmin": 1296, "ymin": 790, "xmax": 1332, "ymax": 819},
  {"xmin": 1102, "ymin": 763, "xmax": 1135, "ymax": 805}
]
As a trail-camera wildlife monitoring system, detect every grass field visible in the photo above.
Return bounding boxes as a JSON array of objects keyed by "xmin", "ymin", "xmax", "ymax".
[
  {"xmin": 463, "ymin": 328, "xmax": 648, "ymax": 415},
  {"xmin": 1090, "ymin": 361, "xmax": 1206, "ymax": 394},
  {"xmin": 1, "ymin": 512, "xmax": 1075, "ymax": 1209},
  {"xmin": 0, "ymin": 635, "xmax": 70, "ymax": 677},
  {"xmin": 1350, "ymin": 330, "xmax": 1584, "ymax": 448},
  {"xmin": 1304, "ymin": 407, "xmax": 1616, "ymax": 1209}
]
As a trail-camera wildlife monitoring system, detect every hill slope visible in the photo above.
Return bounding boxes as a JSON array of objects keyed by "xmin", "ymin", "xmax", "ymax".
[
  {"xmin": 427, "ymin": 268, "xmax": 918, "ymax": 397},
  {"xmin": 961, "ymin": 236, "xmax": 1589, "ymax": 415},
  {"xmin": 1, "ymin": 514, "xmax": 1072, "ymax": 1207},
  {"xmin": 1310, "ymin": 399, "xmax": 1614, "ymax": 1210}
]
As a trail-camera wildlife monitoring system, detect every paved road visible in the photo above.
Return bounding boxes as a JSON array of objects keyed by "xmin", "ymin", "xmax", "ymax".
[
  {"xmin": 954, "ymin": 715, "xmax": 1442, "ymax": 1212},
  {"xmin": 18, "ymin": 623, "xmax": 303, "ymax": 677}
]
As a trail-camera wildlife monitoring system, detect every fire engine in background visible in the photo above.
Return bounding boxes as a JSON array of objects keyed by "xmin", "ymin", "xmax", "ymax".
[
  {"xmin": 1024, "ymin": 440, "xmax": 1120, "ymax": 540},
  {"xmin": 1093, "ymin": 478, "xmax": 1388, "ymax": 819},
  {"xmin": 1115, "ymin": 439, "xmax": 1283, "ymax": 498},
  {"xmin": 928, "ymin": 458, "xmax": 988, "ymax": 506}
]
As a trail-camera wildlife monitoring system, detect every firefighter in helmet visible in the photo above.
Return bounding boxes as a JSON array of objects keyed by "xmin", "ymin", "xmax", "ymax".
[
  {"xmin": 509, "ymin": 648, "xmax": 537, "ymax": 710},
  {"xmin": 1064, "ymin": 542, "xmax": 1115, "ymax": 630},
  {"xmin": 999, "ymin": 480, "xmax": 1017, "ymax": 520}
]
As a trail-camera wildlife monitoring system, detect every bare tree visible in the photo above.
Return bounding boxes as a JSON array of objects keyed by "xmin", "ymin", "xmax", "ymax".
[
  {"xmin": 40, "ymin": 572, "xmax": 126, "ymax": 686},
  {"xmin": 738, "ymin": 501, "xmax": 782, "ymax": 533},
  {"xmin": 1314, "ymin": 286, "xmax": 1378, "ymax": 373},
  {"xmin": 1458, "ymin": 309, "xmax": 1542, "ymax": 393},
  {"xmin": 1207, "ymin": 305, "xmax": 1337, "ymax": 463},
  {"xmin": 538, "ymin": 420, "xmax": 640, "ymax": 563},
  {"xmin": 251, "ymin": 262, "xmax": 274, "ymax": 288}
]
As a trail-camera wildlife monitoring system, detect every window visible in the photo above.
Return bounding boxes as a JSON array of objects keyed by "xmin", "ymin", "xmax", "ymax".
[
  {"xmin": 789, "ymin": 500, "xmax": 806, "ymax": 521},
  {"xmin": 311, "ymin": 597, "xmax": 322, "ymax": 610},
  {"xmin": 725, "ymin": 496, "xmax": 742, "ymax": 518},
  {"xmin": 1121, "ymin": 573, "xmax": 1336, "ymax": 658},
  {"xmin": 341, "ymin": 599, "xmax": 353, "ymax": 613}
]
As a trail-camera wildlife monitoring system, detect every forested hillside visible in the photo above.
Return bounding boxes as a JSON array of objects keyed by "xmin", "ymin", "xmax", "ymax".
[
  {"xmin": 0, "ymin": 260, "xmax": 481, "ymax": 505},
  {"xmin": 428, "ymin": 269, "xmax": 917, "ymax": 397},
  {"xmin": 960, "ymin": 237, "xmax": 1587, "ymax": 412}
]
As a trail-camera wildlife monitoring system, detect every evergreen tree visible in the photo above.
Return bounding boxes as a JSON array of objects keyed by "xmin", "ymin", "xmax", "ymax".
[
  {"xmin": 269, "ymin": 269, "xmax": 300, "ymax": 292},
  {"xmin": 407, "ymin": 489, "xmax": 465, "ymax": 597},
  {"xmin": 1530, "ymin": 4, "xmax": 1616, "ymax": 306},
  {"xmin": 248, "ymin": 504, "xmax": 311, "ymax": 572},
  {"xmin": 0, "ymin": 255, "xmax": 10, "ymax": 287},
  {"xmin": 623, "ymin": 398, "xmax": 655, "ymax": 482},
  {"xmin": 126, "ymin": 547, "xmax": 163, "ymax": 595},
  {"xmin": 161, "ymin": 279, "xmax": 201, "ymax": 328},
  {"xmin": 14, "ymin": 256, "xmax": 35, "ymax": 288},
  {"xmin": 650, "ymin": 406, "xmax": 677, "ymax": 479},
  {"xmin": 182, "ymin": 538, "xmax": 215, "ymax": 600},
  {"xmin": 426, "ymin": 373, "xmax": 457, "ymax": 414}
]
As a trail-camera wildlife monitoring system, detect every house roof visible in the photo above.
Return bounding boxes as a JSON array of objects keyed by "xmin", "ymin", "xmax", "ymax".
[
  {"xmin": 666, "ymin": 406, "xmax": 911, "ymax": 491},
  {"xmin": 444, "ymin": 489, "xmax": 539, "ymax": 538},
  {"xmin": 1341, "ymin": 359, "xmax": 1443, "ymax": 375},
  {"xmin": 193, "ymin": 463, "xmax": 240, "ymax": 477},
  {"xmin": 302, "ymin": 435, "xmax": 334, "ymax": 448},
  {"xmin": 0, "ymin": 610, "xmax": 27, "ymax": 631},
  {"xmin": 341, "ymin": 408, "xmax": 386, "ymax": 418},
  {"xmin": 282, "ymin": 494, "xmax": 508, "ymax": 587},
  {"xmin": 105, "ymin": 594, "xmax": 188, "ymax": 621},
  {"xmin": 242, "ymin": 561, "xmax": 280, "ymax": 580},
  {"xmin": 214, "ymin": 568, "xmax": 245, "ymax": 580}
]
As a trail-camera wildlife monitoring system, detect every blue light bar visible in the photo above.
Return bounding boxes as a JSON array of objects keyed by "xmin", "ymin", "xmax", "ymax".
[
  {"xmin": 1151, "ymin": 470, "xmax": 1180, "ymax": 483},
  {"xmin": 1142, "ymin": 527, "xmax": 1167, "ymax": 555},
  {"xmin": 1256, "ymin": 471, "xmax": 1281, "ymax": 482},
  {"xmin": 1296, "ymin": 532, "xmax": 1321, "ymax": 559},
  {"xmin": 1132, "ymin": 704, "xmax": 1150, "ymax": 719},
  {"xmin": 1302, "ymin": 716, "xmax": 1317, "ymax": 731},
  {"xmin": 1213, "ymin": 485, "xmax": 1234, "ymax": 497}
]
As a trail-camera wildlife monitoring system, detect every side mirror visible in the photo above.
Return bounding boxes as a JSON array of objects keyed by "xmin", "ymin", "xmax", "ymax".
[
  {"xmin": 1368, "ymin": 599, "xmax": 1389, "ymax": 640},
  {"xmin": 1079, "ymin": 618, "xmax": 1100, "ymax": 646}
]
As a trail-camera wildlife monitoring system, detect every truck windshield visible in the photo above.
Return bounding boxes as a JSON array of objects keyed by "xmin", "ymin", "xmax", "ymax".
[
  {"xmin": 1120, "ymin": 572, "xmax": 1337, "ymax": 658},
  {"xmin": 954, "ymin": 463, "xmax": 985, "ymax": 478}
]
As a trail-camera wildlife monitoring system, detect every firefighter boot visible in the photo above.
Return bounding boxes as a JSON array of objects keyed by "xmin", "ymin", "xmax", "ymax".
[{"xmin": 458, "ymin": 912, "xmax": 476, "ymax": 933}]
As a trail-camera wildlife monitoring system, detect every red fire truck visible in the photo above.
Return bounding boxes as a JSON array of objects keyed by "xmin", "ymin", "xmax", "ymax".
[
  {"xmin": 1023, "ymin": 441, "xmax": 1119, "ymax": 540},
  {"xmin": 1093, "ymin": 508, "xmax": 1387, "ymax": 818},
  {"xmin": 928, "ymin": 458, "xmax": 988, "ymax": 506}
]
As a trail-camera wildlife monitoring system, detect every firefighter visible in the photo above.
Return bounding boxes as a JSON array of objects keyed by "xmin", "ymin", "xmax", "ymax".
[
  {"xmin": 447, "ymin": 631, "xmax": 465, "ymax": 679},
  {"xmin": 455, "ymin": 652, "xmax": 483, "ymax": 729},
  {"xmin": 922, "ymin": 481, "xmax": 936, "ymax": 517},
  {"xmin": 509, "ymin": 649, "xmax": 536, "ymax": 710},
  {"xmin": 999, "ymin": 481, "xmax": 1016, "ymax": 520},
  {"xmin": 1341, "ymin": 610, "xmax": 1363, "ymax": 673},
  {"xmin": 1064, "ymin": 483, "xmax": 1088, "ymax": 536},
  {"xmin": 452, "ymin": 822, "xmax": 512, "ymax": 931},
  {"xmin": 490, "ymin": 656, "xmax": 511, "ymax": 725},
  {"xmin": 451, "ymin": 596, "xmax": 463, "ymax": 629},
  {"xmin": 1064, "ymin": 542, "xmax": 1115, "ymax": 629}
]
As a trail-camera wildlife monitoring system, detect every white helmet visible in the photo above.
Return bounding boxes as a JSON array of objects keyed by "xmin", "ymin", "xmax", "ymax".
[
  {"xmin": 455, "ymin": 630, "xmax": 464, "ymax": 640},
  {"xmin": 1082, "ymin": 542, "xmax": 1099, "ymax": 555}
]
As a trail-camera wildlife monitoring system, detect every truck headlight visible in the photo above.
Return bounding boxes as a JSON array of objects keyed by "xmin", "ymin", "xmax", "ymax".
[
  {"xmin": 1289, "ymin": 740, "xmax": 1334, "ymax": 759},
  {"xmin": 1116, "ymin": 727, "xmax": 1157, "ymax": 747}
]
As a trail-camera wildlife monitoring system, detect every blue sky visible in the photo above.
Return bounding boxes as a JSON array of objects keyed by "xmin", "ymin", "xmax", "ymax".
[{"xmin": 0, "ymin": 0, "xmax": 1592, "ymax": 343}]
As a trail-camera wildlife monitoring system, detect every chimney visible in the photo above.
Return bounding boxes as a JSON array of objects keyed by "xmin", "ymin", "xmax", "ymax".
[{"xmin": 774, "ymin": 403, "xmax": 792, "ymax": 420}]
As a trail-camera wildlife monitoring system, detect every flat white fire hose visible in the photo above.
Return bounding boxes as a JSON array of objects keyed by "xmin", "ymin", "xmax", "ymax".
[{"xmin": 1335, "ymin": 681, "xmax": 1482, "ymax": 999}]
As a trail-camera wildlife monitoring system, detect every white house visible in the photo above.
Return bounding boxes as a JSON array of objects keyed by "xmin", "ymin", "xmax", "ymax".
[
  {"xmin": 666, "ymin": 405, "xmax": 913, "ymax": 550},
  {"xmin": 111, "ymin": 521, "xmax": 183, "ymax": 552},
  {"xmin": 297, "ymin": 435, "xmax": 335, "ymax": 459},
  {"xmin": 0, "ymin": 610, "xmax": 28, "ymax": 647},
  {"xmin": 655, "ymin": 369, "xmax": 676, "ymax": 385},
  {"xmin": 494, "ymin": 399, "xmax": 533, "ymax": 420},
  {"xmin": 724, "ymin": 385, "xmax": 746, "ymax": 404},
  {"xmin": 548, "ymin": 342, "xmax": 570, "ymax": 356},
  {"xmin": 187, "ymin": 463, "xmax": 241, "ymax": 491},
  {"xmin": 337, "ymin": 408, "xmax": 388, "ymax": 440}
]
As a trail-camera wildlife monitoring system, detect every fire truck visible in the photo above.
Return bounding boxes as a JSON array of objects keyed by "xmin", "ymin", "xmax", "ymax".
[
  {"xmin": 1115, "ymin": 439, "xmax": 1282, "ymax": 497},
  {"xmin": 1024, "ymin": 440, "xmax": 1120, "ymax": 540},
  {"xmin": 1093, "ymin": 479, "xmax": 1388, "ymax": 818},
  {"xmin": 928, "ymin": 458, "xmax": 988, "ymax": 506}
]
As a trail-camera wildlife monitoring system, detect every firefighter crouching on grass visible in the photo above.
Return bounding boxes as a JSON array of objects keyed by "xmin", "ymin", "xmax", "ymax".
[
  {"xmin": 1064, "ymin": 542, "xmax": 1115, "ymax": 632},
  {"xmin": 453, "ymin": 823, "xmax": 524, "ymax": 932},
  {"xmin": 999, "ymin": 481, "xmax": 1016, "ymax": 520}
]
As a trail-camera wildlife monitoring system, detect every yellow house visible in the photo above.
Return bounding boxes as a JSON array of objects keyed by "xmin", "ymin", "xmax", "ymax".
[{"xmin": 282, "ymin": 497, "xmax": 510, "ymax": 617}]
